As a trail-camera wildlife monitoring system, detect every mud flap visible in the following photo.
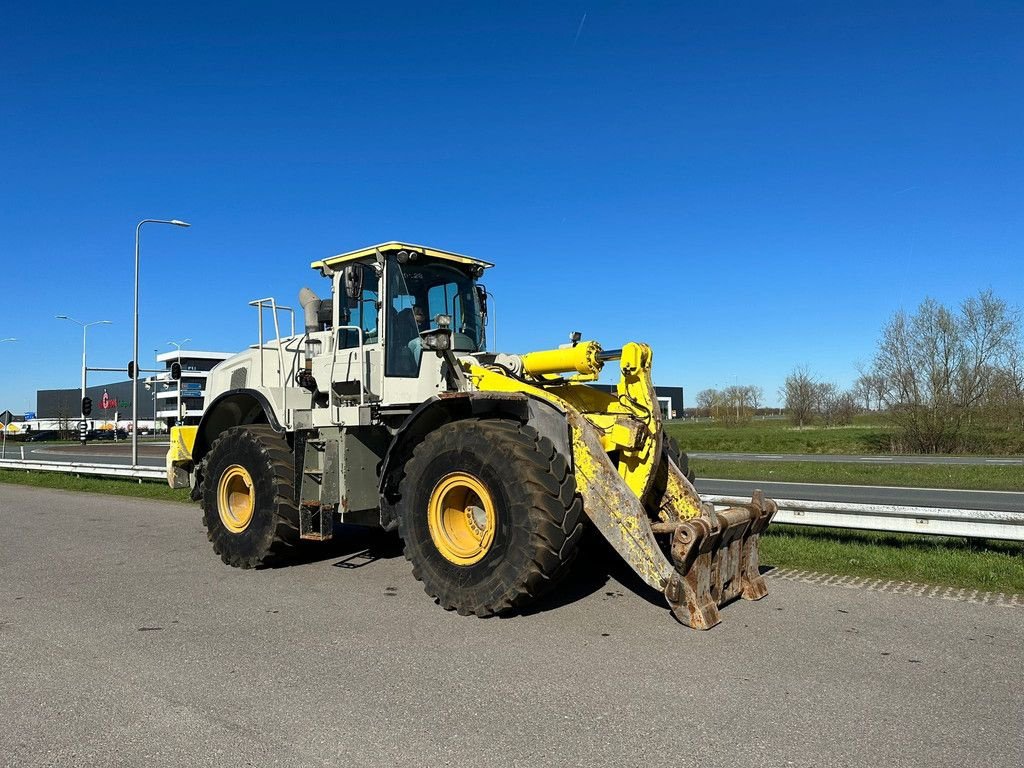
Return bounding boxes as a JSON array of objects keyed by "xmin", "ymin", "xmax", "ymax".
[{"xmin": 569, "ymin": 413, "xmax": 777, "ymax": 629}]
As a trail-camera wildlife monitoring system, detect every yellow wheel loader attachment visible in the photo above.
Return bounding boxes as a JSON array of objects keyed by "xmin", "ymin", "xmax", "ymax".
[{"xmin": 466, "ymin": 341, "xmax": 777, "ymax": 629}]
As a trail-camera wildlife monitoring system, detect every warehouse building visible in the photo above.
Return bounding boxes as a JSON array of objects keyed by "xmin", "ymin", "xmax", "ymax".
[{"xmin": 33, "ymin": 350, "xmax": 231, "ymax": 432}]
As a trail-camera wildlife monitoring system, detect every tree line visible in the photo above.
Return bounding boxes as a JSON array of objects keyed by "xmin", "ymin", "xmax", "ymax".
[{"xmin": 782, "ymin": 290, "xmax": 1023, "ymax": 453}]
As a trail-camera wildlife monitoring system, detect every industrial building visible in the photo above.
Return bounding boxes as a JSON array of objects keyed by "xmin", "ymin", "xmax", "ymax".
[{"xmin": 33, "ymin": 350, "xmax": 231, "ymax": 432}]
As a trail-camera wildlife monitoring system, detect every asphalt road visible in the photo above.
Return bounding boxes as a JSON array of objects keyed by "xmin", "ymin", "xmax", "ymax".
[
  {"xmin": 1, "ymin": 485, "xmax": 1022, "ymax": 767},
  {"xmin": 693, "ymin": 451, "xmax": 1023, "ymax": 466},
  {"xmin": 13, "ymin": 441, "xmax": 167, "ymax": 466},
  {"xmin": 695, "ymin": 478, "xmax": 1024, "ymax": 512}
]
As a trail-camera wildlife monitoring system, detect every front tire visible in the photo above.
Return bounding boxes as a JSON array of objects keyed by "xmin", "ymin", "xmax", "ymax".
[
  {"xmin": 200, "ymin": 425, "xmax": 300, "ymax": 568},
  {"xmin": 397, "ymin": 418, "xmax": 583, "ymax": 616}
]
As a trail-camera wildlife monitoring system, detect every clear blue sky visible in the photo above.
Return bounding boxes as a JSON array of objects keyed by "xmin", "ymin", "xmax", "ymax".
[{"xmin": 1, "ymin": 1, "xmax": 1021, "ymax": 411}]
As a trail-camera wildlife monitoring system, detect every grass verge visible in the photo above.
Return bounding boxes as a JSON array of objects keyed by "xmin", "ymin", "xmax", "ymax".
[
  {"xmin": 692, "ymin": 459, "xmax": 1024, "ymax": 492},
  {"xmin": 666, "ymin": 416, "xmax": 1024, "ymax": 456},
  {"xmin": 0, "ymin": 468, "xmax": 190, "ymax": 502},
  {"xmin": 666, "ymin": 418, "xmax": 895, "ymax": 454},
  {"xmin": 762, "ymin": 525, "xmax": 1024, "ymax": 594}
]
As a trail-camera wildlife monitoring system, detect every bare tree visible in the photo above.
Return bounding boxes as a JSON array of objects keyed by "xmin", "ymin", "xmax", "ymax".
[
  {"xmin": 695, "ymin": 388, "xmax": 720, "ymax": 419},
  {"xmin": 745, "ymin": 385, "xmax": 763, "ymax": 413},
  {"xmin": 817, "ymin": 383, "xmax": 858, "ymax": 426},
  {"xmin": 870, "ymin": 291, "xmax": 1020, "ymax": 452},
  {"xmin": 781, "ymin": 366, "xmax": 817, "ymax": 428}
]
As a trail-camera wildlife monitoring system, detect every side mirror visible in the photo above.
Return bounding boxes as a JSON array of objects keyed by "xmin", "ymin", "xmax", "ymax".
[
  {"xmin": 476, "ymin": 285, "xmax": 488, "ymax": 318},
  {"xmin": 344, "ymin": 266, "xmax": 364, "ymax": 302}
]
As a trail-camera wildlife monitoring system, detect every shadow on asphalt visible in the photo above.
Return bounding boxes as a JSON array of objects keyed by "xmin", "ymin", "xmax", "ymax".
[{"xmin": 272, "ymin": 523, "xmax": 780, "ymax": 617}]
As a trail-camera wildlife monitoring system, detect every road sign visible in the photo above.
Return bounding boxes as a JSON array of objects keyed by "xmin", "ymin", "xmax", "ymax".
[
  {"xmin": 0, "ymin": 410, "xmax": 12, "ymax": 426},
  {"xmin": 78, "ymin": 420, "xmax": 88, "ymax": 443},
  {"xmin": 24, "ymin": 411, "xmax": 35, "ymax": 421},
  {"xmin": 181, "ymin": 383, "xmax": 202, "ymax": 392}
]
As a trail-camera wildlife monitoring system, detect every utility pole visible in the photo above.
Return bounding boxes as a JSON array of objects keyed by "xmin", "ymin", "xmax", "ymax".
[
  {"xmin": 167, "ymin": 338, "xmax": 191, "ymax": 428},
  {"xmin": 56, "ymin": 317, "xmax": 112, "ymax": 431}
]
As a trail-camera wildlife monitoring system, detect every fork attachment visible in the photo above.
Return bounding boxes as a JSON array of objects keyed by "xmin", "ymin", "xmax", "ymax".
[{"xmin": 661, "ymin": 491, "xmax": 777, "ymax": 629}]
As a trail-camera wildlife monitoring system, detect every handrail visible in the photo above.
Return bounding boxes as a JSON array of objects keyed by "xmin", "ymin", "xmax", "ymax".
[{"xmin": 248, "ymin": 298, "xmax": 297, "ymax": 430}]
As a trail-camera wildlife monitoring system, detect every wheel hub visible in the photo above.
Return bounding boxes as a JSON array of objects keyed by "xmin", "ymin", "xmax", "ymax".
[
  {"xmin": 217, "ymin": 464, "xmax": 255, "ymax": 534},
  {"xmin": 427, "ymin": 472, "xmax": 496, "ymax": 566}
]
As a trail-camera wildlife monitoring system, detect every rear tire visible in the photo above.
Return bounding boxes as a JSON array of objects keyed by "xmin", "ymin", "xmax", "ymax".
[
  {"xmin": 396, "ymin": 418, "xmax": 583, "ymax": 616},
  {"xmin": 200, "ymin": 425, "xmax": 300, "ymax": 568},
  {"xmin": 665, "ymin": 434, "xmax": 696, "ymax": 483}
]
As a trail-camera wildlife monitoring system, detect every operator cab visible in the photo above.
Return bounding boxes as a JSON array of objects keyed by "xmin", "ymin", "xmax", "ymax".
[{"xmin": 303, "ymin": 242, "xmax": 492, "ymax": 405}]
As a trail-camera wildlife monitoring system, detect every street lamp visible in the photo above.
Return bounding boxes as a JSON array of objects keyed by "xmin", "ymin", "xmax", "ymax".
[
  {"xmin": 167, "ymin": 338, "xmax": 191, "ymax": 429},
  {"xmin": 56, "ymin": 316, "xmax": 112, "ymax": 422},
  {"xmin": 0, "ymin": 338, "xmax": 13, "ymax": 457},
  {"xmin": 133, "ymin": 218, "xmax": 190, "ymax": 467}
]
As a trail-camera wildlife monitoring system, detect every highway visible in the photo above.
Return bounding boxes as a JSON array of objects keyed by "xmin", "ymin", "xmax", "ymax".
[
  {"xmin": 0, "ymin": 484, "xmax": 1021, "ymax": 767},
  {"xmin": 692, "ymin": 451, "xmax": 1023, "ymax": 466},
  {"xmin": 11, "ymin": 441, "xmax": 166, "ymax": 466},
  {"xmin": 6, "ymin": 442, "xmax": 1022, "ymax": 512},
  {"xmin": 695, "ymin": 478, "xmax": 1024, "ymax": 513}
]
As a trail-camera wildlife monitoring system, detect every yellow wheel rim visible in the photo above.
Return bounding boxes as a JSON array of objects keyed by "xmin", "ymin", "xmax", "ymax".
[
  {"xmin": 217, "ymin": 464, "xmax": 255, "ymax": 534},
  {"xmin": 427, "ymin": 472, "xmax": 496, "ymax": 566}
]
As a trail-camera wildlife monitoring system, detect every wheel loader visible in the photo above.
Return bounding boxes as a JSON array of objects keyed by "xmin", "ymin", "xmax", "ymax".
[{"xmin": 167, "ymin": 242, "xmax": 777, "ymax": 628}]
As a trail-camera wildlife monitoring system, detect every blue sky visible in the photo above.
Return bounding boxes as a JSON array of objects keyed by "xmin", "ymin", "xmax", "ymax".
[{"xmin": 1, "ymin": 1, "xmax": 1021, "ymax": 411}]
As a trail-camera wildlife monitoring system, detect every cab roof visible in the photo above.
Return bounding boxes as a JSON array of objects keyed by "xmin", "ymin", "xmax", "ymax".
[{"xmin": 311, "ymin": 241, "xmax": 494, "ymax": 272}]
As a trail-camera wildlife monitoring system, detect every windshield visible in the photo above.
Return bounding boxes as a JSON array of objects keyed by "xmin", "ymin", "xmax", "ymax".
[{"xmin": 386, "ymin": 257, "xmax": 484, "ymax": 376}]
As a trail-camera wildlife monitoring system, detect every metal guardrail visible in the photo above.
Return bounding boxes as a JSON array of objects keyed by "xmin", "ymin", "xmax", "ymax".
[
  {"xmin": 1, "ymin": 459, "xmax": 1020, "ymax": 542},
  {"xmin": 0, "ymin": 458, "xmax": 165, "ymax": 481},
  {"xmin": 705, "ymin": 495, "xmax": 1024, "ymax": 542}
]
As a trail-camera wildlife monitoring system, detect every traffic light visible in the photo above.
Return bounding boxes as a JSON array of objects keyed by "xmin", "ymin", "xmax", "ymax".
[
  {"xmin": 82, "ymin": 397, "xmax": 92, "ymax": 417},
  {"xmin": 127, "ymin": 361, "xmax": 135, "ymax": 378},
  {"xmin": 170, "ymin": 361, "xmax": 182, "ymax": 380}
]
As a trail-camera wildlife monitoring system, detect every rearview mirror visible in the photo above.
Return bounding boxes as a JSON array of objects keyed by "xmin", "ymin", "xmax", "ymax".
[
  {"xmin": 343, "ymin": 266, "xmax": 364, "ymax": 302},
  {"xmin": 476, "ymin": 285, "xmax": 488, "ymax": 318}
]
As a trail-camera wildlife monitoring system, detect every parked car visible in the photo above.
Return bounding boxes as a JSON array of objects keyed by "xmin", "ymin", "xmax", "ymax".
[
  {"xmin": 87, "ymin": 428, "xmax": 128, "ymax": 441},
  {"xmin": 16, "ymin": 429, "xmax": 58, "ymax": 442}
]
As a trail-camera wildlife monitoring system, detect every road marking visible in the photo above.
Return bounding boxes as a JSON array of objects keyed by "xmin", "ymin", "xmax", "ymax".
[
  {"xmin": 768, "ymin": 568, "xmax": 1023, "ymax": 609},
  {"xmin": 755, "ymin": 454, "xmax": 784, "ymax": 459},
  {"xmin": 860, "ymin": 456, "xmax": 893, "ymax": 461},
  {"xmin": 985, "ymin": 459, "xmax": 1021, "ymax": 464}
]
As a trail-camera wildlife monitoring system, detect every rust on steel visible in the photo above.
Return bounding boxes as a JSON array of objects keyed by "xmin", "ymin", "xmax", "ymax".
[{"xmin": 663, "ymin": 490, "xmax": 778, "ymax": 629}]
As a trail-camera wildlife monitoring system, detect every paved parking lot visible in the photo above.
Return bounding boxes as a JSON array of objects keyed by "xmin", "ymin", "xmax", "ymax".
[{"xmin": 1, "ymin": 484, "xmax": 1022, "ymax": 767}]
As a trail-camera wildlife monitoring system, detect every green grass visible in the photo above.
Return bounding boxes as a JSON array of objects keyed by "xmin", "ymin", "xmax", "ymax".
[
  {"xmin": 0, "ymin": 468, "xmax": 191, "ymax": 502},
  {"xmin": 666, "ymin": 418, "xmax": 896, "ymax": 454},
  {"xmin": 693, "ymin": 459, "xmax": 1024, "ymax": 492},
  {"xmin": 666, "ymin": 415, "xmax": 1024, "ymax": 456},
  {"xmin": 762, "ymin": 525, "xmax": 1024, "ymax": 594}
]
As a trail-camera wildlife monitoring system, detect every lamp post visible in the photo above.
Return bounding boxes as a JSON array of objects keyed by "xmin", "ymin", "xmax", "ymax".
[
  {"xmin": 167, "ymin": 338, "xmax": 191, "ymax": 429},
  {"xmin": 56, "ymin": 317, "xmax": 112, "ymax": 421},
  {"xmin": 133, "ymin": 218, "xmax": 190, "ymax": 466},
  {"xmin": 0, "ymin": 338, "xmax": 13, "ymax": 457},
  {"xmin": 152, "ymin": 347, "xmax": 159, "ymax": 433}
]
